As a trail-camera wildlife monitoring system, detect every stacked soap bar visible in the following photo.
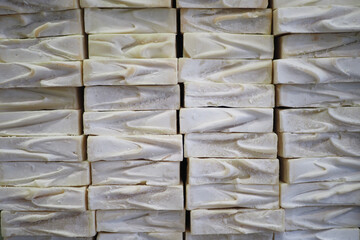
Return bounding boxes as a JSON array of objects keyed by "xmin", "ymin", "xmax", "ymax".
[{"xmin": 273, "ymin": 1, "xmax": 360, "ymax": 239}]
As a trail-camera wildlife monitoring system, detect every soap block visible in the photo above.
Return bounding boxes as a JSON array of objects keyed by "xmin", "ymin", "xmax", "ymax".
[
  {"xmin": 97, "ymin": 233, "xmax": 182, "ymax": 240},
  {"xmin": 186, "ymin": 232, "xmax": 273, "ymax": 240},
  {"xmin": 177, "ymin": 0, "xmax": 268, "ymax": 8},
  {"xmin": 80, "ymin": 0, "xmax": 171, "ymax": 8},
  {"xmin": 4, "ymin": 237, "xmax": 94, "ymax": 240},
  {"xmin": 0, "ymin": 0, "xmax": 79, "ymax": 15},
  {"xmin": 273, "ymin": 0, "xmax": 360, "ymax": 8},
  {"xmin": 274, "ymin": 228, "xmax": 360, "ymax": 240}
]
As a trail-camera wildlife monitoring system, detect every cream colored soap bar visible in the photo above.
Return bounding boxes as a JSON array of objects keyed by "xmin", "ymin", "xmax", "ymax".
[
  {"xmin": 184, "ymin": 33, "xmax": 273, "ymax": 59},
  {"xmin": 83, "ymin": 59, "xmax": 177, "ymax": 86},
  {"xmin": 275, "ymin": 228, "xmax": 360, "ymax": 240},
  {"xmin": 179, "ymin": 59, "xmax": 272, "ymax": 84},
  {"xmin": 184, "ymin": 83, "xmax": 274, "ymax": 108},
  {"xmin": 84, "ymin": 111, "xmax": 176, "ymax": 135},
  {"xmin": 185, "ymin": 133, "xmax": 278, "ymax": 158},
  {"xmin": 92, "ymin": 161, "xmax": 179, "ymax": 186},
  {"xmin": 0, "ymin": 136, "xmax": 85, "ymax": 162},
  {"xmin": 181, "ymin": 9, "xmax": 271, "ymax": 34},
  {"xmin": 177, "ymin": 0, "xmax": 268, "ymax": 8},
  {"xmin": 1, "ymin": 211, "xmax": 96, "ymax": 237},
  {"xmin": 88, "ymin": 135, "xmax": 183, "ymax": 161},
  {"xmin": 186, "ymin": 232, "xmax": 273, "ymax": 240},
  {"xmin": 191, "ymin": 209, "xmax": 285, "ymax": 235},
  {"xmin": 273, "ymin": 0, "xmax": 360, "ymax": 8},
  {"xmin": 187, "ymin": 184, "xmax": 279, "ymax": 210},
  {"xmin": 0, "ymin": 161, "xmax": 90, "ymax": 187},
  {"xmin": 0, "ymin": 0, "xmax": 79, "ymax": 15},
  {"xmin": 180, "ymin": 108, "xmax": 273, "ymax": 133},
  {"xmin": 97, "ymin": 233, "xmax": 182, "ymax": 240},
  {"xmin": 89, "ymin": 34, "xmax": 176, "ymax": 59},
  {"xmin": 5, "ymin": 237, "xmax": 94, "ymax": 240},
  {"xmin": 96, "ymin": 210, "xmax": 185, "ymax": 233},
  {"xmin": 80, "ymin": 0, "xmax": 171, "ymax": 8}
]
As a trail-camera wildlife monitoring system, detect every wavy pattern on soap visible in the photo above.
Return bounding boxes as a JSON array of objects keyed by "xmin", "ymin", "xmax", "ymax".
[
  {"xmin": 274, "ymin": 0, "xmax": 360, "ymax": 8},
  {"xmin": 0, "ymin": 0, "xmax": 78, "ymax": 15},
  {"xmin": 178, "ymin": 0, "xmax": 267, "ymax": 8},
  {"xmin": 82, "ymin": 0, "xmax": 170, "ymax": 7}
]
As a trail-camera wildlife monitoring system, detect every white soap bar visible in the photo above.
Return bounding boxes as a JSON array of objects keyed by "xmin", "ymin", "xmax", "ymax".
[
  {"xmin": 276, "ymin": 83, "xmax": 360, "ymax": 107},
  {"xmin": 181, "ymin": 9, "xmax": 271, "ymax": 34},
  {"xmin": 187, "ymin": 184, "xmax": 279, "ymax": 210},
  {"xmin": 0, "ymin": 0, "xmax": 79, "ymax": 15},
  {"xmin": 83, "ymin": 59, "xmax": 177, "ymax": 86},
  {"xmin": 184, "ymin": 83, "xmax": 274, "ymax": 108},
  {"xmin": 97, "ymin": 233, "xmax": 182, "ymax": 240},
  {"xmin": 88, "ymin": 185, "xmax": 183, "ymax": 210},
  {"xmin": 186, "ymin": 232, "xmax": 273, "ymax": 240},
  {"xmin": 84, "ymin": 111, "xmax": 177, "ymax": 135},
  {"xmin": 274, "ymin": 58, "xmax": 360, "ymax": 84},
  {"xmin": 0, "ymin": 36, "xmax": 84, "ymax": 63},
  {"xmin": 180, "ymin": 108, "xmax": 273, "ymax": 133},
  {"xmin": 184, "ymin": 33, "xmax": 273, "ymax": 59},
  {"xmin": 85, "ymin": 85, "xmax": 180, "ymax": 111},
  {"xmin": 185, "ymin": 133, "xmax": 278, "ymax": 158},
  {"xmin": 80, "ymin": 0, "xmax": 171, "ymax": 8},
  {"xmin": 4, "ymin": 237, "xmax": 94, "ymax": 240},
  {"xmin": 191, "ymin": 209, "xmax": 285, "ymax": 235},
  {"xmin": 279, "ymin": 33, "xmax": 360, "ymax": 58},
  {"xmin": 96, "ymin": 210, "xmax": 185, "ymax": 233},
  {"xmin": 1, "ymin": 211, "xmax": 96, "ymax": 237},
  {"xmin": 0, "ymin": 161, "xmax": 89, "ymax": 187},
  {"xmin": 188, "ymin": 158, "xmax": 279, "ymax": 185},
  {"xmin": 273, "ymin": 0, "xmax": 360, "ymax": 8},
  {"xmin": 177, "ymin": 0, "xmax": 268, "ymax": 8},
  {"xmin": 279, "ymin": 132, "xmax": 360, "ymax": 158},
  {"xmin": 92, "ymin": 161, "xmax": 179, "ymax": 186},
  {"xmin": 88, "ymin": 135, "xmax": 183, "ymax": 161},
  {"xmin": 89, "ymin": 34, "xmax": 176, "ymax": 59},
  {"xmin": 275, "ymin": 228, "xmax": 360, "ymax": 240},
  {"xmin": 0, "ymin": 136, "xmax": 85, "ymax": 162},
  {"xmin": 179, "ymin": 59, "xmax": 272, "ymax": 84}
]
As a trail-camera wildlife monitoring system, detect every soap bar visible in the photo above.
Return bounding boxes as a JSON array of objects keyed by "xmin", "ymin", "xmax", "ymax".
[
  {"xmin": 80, "ymin": 0, "xmax": 171, "ymax": 8},
  {"xmin": 184, "ymin": 83, "xmax": 274, "ymax": 108},
  {"xmin": 85, "ymin": 86, "xmax": 180, "ymax": 111},
  {"xmin": 88, "ymin": 135, "xmax": 183, "ymax": 161},
  {"xmin": 188, "ymin": 158, "xmax": 279, "ymax": 185},
  {"xmin": 84, "ymin": 111, "xmax": 177, "ymax": 135},
  {"xmin": 279, "ymin": 132, "xmax": 360, "ymax": 158},
  {"xmin": 0, "ymin": 35, "xmax": 84, "ymax": 62},
  {"xmin": 187, "ymin": 184, "xmax": 279, "ymax": 210},
  {"xmin": 177, "ymin": 0, "xmax": 268, "ymax": 8},
  {"xmin": 96, "ymin": 210, "xmax": 185, "ymax": 233},
  {"xmin": 97, "ymin": 233, "xmax": 182, "ymax": 240},
  {"xmin": 0, "ymin": 136, "xmax": 85, "ymax": 162},
  {"xmin": 191, "ymin": 209, "xmax": 285, "ymax": 234},
  {"xmin": 0, "ymin": 187, "xmax": 86, "ymax": 211},
  {"xmin": 92, "ymin": 161, "xmax": 179, "ymax": 186},
  {"xmin": 83, "ymin": 59, "xmax": 177, "ymax": 86},
  {"xmin": 181, "ymin": 9, "xmax": 271, "ymax": 34},
  {"xmin": 274, "ymin": 58, "xmax": 360, "ymax": 84},
  {"xmin": 274, "ymin": 228, "xmax": 360, "ymax": 240},
  {"xmin": 185, "ymin": 133, "xmax": 277, "ymax": 158},
  {"xmin": 179, "ymin": 59, "xmax": 272, "ymax": 84},
  {"xmin": 282, "ymin": 157, "xmax": 360, "ymax": 183},
  {"xmin": 0, "ymin": 0, "xmax": 79, "ymax": 15},
  {"xmin": 184, "ymin": 33, "xmax": 273, "ymax": 59},
  {"xmin": 0, "ymin": 161, "xmax": 90, "ymax": 187},
  {"xmin": 1, "ymin": 211, "xmax": 96, "ymax": 237},
  {"xmin": 273, "ymin": 0, "xmax": 360, "ymax": 8},
  {"xmin": 4, "ymin": 237, "xmax": 94, "ymax": 240},
  {"xmin": 186, "ymin": 232, "xmax": 273, "ymax": 240},
  {"xmin": 180, "ymin": 108, "xmax": 273, "ymax": 133},
  {"xmin": 89, "ymin": 34, "xmax": 176, "ymax": 59},
  {"xmin": 88, "ymin": 185, "xmax": 183, "ymax": 210}
]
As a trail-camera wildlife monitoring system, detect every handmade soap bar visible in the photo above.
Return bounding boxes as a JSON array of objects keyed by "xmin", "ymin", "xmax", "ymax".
[
  {"xmin": 83, "ymin": 59, "xmax": 177, "ymax": 86},
  {"xmin": 184, "ymin": 33, "xmax": 273, "ymax": 59},
  {"xmin": 186, "ymin": 232, "xmax": 273, "ymax": 240},
  {"xmin": 97, "ymin": 233, "xmax": 183, "ymax": 240},
  {"xmin": 80, "ymin": 0, "xmax": 171, "ymax": 8},
  {"xmin": 1, "ymin": 211, "xmax": 96, "ymax": 237},
  {"xmin": 4, "ymin": 237, "xmax": 94, "ymax": 240},
  {"xmin": 273, "ymin": 0, "xmax": 360, "ymax": 8},
  {"xmin": 0, "ymin": 0, "xmax": 79, "ymax": 15},
  {"xmin": 92, "ymin": 161, "xmax": 179, "ymax": 186},
  {"xmin": 177, "ymin": 0, "xmax": 268, "ymax": 8},
  {"xmin": 88, "ymin": 135, "xmax": 183, "ymax": 161},
  {"xmin": 275, "ymin": 228, "xmax": 360, "ymax": 240},
  {"xmin": 180, "ymin": 108, "xmax": 273, "ymax": 133}
]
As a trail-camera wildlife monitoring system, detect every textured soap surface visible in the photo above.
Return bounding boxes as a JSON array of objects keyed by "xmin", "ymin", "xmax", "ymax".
[
  {"xmin": 4, "ymin": 237, "xmax": 94, "ymax": 240},
  {"xmin": 274, "ymin": 228, "xmax": 360, "ymax": 240},
  {"xmin": 273, "ymin": 0, "xmax": 360, "ymax": 8},
  {"xmin": 80, "ymin": 0, "xmax": 171, "ymax": 8},
  {"xmin": 0, "ymin": 0, "xmax": 79, "ymax": 15},
  {"xmin": 97, "ymin": 233, "xmax": 183, "ymax": 240},
  {"xmin": 186, "ymin": 232, "xmax": 274, "ymax": 240},
  {"xmin": 177, "ymin": 0, "xmax": 268, "ymax": 8}
]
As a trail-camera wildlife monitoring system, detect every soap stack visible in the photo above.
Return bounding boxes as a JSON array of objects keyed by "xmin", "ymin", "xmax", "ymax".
[{"xmin": 273, "ymin": 0, "xmax": 360, "ymax": 239}]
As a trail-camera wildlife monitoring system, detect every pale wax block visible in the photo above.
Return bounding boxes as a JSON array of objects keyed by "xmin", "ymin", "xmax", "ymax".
[
  {"xmin": 187, "ymin": 184, "xmax": 279, "ymax": 210},
  {"xmin": 179, "ymin": 59, "xmax": 272, "ymax": 84},
  {"xmin": 0, "ymin": 187, "xmax": 86, "ymax": 211},
  {"xmin": 97, "ymin": 233, "xmax": 182, "ymax": 240},
  {"xmin": 276, "ymin": 83, "xmax": 360, "ymax": 107},
  {"xmin": 80, "ymin": 0, "xmax": 171, "ymax": 8},
  {"xmin": 0, "ymin": 136, "xmax": 85, "ymax": 162},
  {"xmin": 87, "ymin": 135, "xmax": 183, "ymax": 161},
  {"xmin": 89, "ymin": 34, "xmax": 176, "ymax": 59},
  {"xmin": 191, "ymin": 209, "xmax": 285, "ymax": 234},
  {"xmin": 1, "ymin": 211, "xmax": 96, "ymax": 237},
  {"xmin": 0, "ymin": 35, "xmax": 84, "ymax": 62},
  {"xmin": 0, "ymin": 161, "xmax": 90, "ymax": 187},
  {"xmin": 184, "ymin": 33, "xmax": 273, "ymax": 59},
  {"xmin": 92, "ymin": 161, "xmax": 179, "ymax": 186},
  {"xmin": 0, "ymin": 0, "xmax": 79, "ymax": 15},
  {"xmin": 273, "ymin": 0, "xmax": 360, "ymax": 8},
  {"xmin": 177, "ymin": 0, "xmax": 268, "ymax": 8},
  {"xmin": 96, "ymin": 210, "xmax": 185, "ymax": 233},
  {"xmin": 185, "ymin": 133, "xmax": 278, "ymax": 158},
  {"xmin": 180, "ymin": 108, "xmax": 273, "ymax": 133},
  {"xmin": 83, "ymin": 59, "xmax": 177, "ymax": 86},
  {"xmin": 279, "ymin": 132, "xmax": 360, "ymax": 158},
  {"xmin": 184, "ymin": 83, "xmax": 274, "ymax": 108},
  {"xmin": 5, "ymin": 237, "xmax": 94, "ymax": 240},
  {"xmin": 186, "ymin": 232, "xmax": 273, "ymax": 240},
  {"xmin": 188, "ymin": 158, "xmax": 279, "ymax": 185},
  {"xmin": 0, "ymin": 110, "xmax": 81, "ymax": 136},
  {"xmin": 275, "ymin": 228, "xmax": 360, "ymax": 240},
  {"xmin": 181, "ymin": 9, "xmax": 271, "ymax": 34},
  {"xmin": 88, "ymin": 185, "xmax": 183, "ymax": 210},
  {"xmin": 84, "ymin": 111, "xmax": 177, "ymax": 135},
  {"xmin": 84, "ymin": 86, "xmax": 180, "ymax": 111}
]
